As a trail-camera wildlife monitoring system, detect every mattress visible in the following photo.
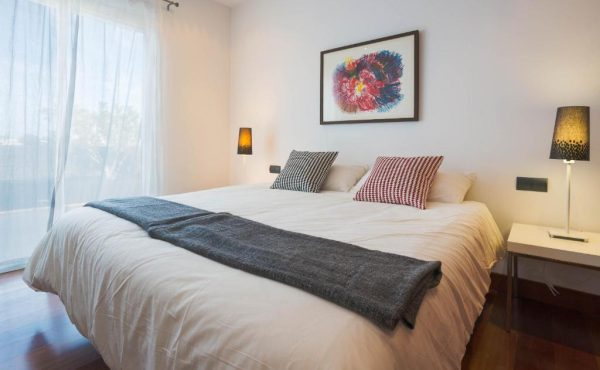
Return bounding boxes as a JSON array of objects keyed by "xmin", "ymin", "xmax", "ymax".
[{"xmin": 23, "ymin": 185, "xmax": 504, "ymax": 370}]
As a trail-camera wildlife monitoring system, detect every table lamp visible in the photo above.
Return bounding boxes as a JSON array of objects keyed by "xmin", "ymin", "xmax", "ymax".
[{"xmin": 548, "ymin": 106, "xmax": 590, "ymax": 242}]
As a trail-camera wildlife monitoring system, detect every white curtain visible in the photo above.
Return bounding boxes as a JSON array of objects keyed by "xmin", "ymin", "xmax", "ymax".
[{"xmin": 0, "ymin": 0, "xmax": 162, "ymax": 273}]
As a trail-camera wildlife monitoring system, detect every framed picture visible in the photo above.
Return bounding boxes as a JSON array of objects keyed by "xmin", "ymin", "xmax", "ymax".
[{"xmin": 320, "ymin": 30, "xmax": 419, "ymax": 125}]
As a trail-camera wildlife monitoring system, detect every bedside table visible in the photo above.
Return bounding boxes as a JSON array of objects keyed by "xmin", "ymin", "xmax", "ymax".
[{"xmin": 505, "ymin": 223, "xmax": 600, "ymax": 331}]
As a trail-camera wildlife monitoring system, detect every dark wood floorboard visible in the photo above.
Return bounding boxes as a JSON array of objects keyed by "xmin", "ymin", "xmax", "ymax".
[
  {"xmin": 1, "ymin": 270, "xmax": 599, "ymax": 369},
  {"xmin": 0, "ymin": 271, "xmax": 108, "ymax": 370},
  {"xmin": 462, "ymin": 291, "xmax": 600, "ymax": 370}
]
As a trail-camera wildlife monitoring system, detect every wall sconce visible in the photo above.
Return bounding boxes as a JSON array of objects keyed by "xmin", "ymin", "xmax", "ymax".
[{"xmin": 237, "ymin": 127, "xmax": 252, "ymax": 155}]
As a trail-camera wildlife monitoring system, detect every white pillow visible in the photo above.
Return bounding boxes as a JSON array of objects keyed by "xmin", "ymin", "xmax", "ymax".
[
  {"xmin": 350, "ymin": 169, "xmax": 371, "ymax": 194},
  {"xmin": 322, "ymin": 165, "xmax": 369, "ymax": 192},
  {"xmin": 427, "ymin": 172, "xmax": 475, "ymax": 203}
]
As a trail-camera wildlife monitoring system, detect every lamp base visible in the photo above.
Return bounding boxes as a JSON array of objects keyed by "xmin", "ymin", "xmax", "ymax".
[{"xmin": 548, "ymin": 229, "xmax": 589, "ymax": 243}]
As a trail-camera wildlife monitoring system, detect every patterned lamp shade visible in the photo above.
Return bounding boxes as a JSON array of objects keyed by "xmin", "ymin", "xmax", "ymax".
[
  {"xmin": 237, "ymin": 127, "xmax": 252, "ymax": 155},
  {"xmin": 550, "ymin": 106, "xmax": 590, "ymax": 161}
]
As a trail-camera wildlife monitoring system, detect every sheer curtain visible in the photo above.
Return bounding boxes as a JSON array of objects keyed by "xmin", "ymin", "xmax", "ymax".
[{"xmin": 0, "ymin": 0, "xmax": 162, "ymax": 273}]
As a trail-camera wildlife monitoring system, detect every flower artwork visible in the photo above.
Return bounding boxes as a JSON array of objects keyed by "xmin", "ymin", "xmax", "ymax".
[
  {"xmin": 321, "ymin": 31, "xmax": 419, "ymax": 124},
  {"xmin": 333, "ymin": 51, "xmax": 403, "ymax": 114}
]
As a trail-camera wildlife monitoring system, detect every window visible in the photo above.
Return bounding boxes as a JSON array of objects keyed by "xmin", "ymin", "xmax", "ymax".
[{"xmin": 0, "ymin": 0, "xmax": 160, "ymax": 272}]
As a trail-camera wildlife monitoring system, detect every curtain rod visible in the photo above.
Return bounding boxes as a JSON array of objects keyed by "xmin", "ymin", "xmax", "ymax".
[{"xmin": 162, "ymin": 0, "xmax": 179, "ymax": 11}]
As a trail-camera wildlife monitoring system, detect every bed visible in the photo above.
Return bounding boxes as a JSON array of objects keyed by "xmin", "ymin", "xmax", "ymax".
[{"xmin": 23, "ymin": 184, "xmax": 504, "ymax": 370}]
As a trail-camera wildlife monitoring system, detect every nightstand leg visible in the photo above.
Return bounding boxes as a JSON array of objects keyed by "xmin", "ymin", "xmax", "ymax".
[
  {"xmin": 506, "ymin": 252, "xmax": 513, "ymax": 332},
  {"xmin": 513, "ymin": 254, "xmax": 518, "ymax": 298}
]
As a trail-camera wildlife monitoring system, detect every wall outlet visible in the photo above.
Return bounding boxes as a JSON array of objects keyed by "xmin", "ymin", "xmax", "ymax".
[{"xmin": 269, "ymin": 165, "xmax": 281, "ymax": 174}]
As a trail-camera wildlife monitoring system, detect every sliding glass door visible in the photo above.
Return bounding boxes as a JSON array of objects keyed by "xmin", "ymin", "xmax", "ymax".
[{"xmin": 0, "ymin": 0, "xmax": 161, "ymax": 272}]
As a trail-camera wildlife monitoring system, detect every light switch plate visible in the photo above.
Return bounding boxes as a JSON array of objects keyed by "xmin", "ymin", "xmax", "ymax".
[{"xmin": 516, "ymin": 177, "xmax": 547, "ymax": 192}]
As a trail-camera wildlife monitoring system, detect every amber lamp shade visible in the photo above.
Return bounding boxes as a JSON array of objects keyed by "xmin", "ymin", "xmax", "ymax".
[
  {"xmin": 550, "ymin": 106, "xmax": 590, "ymax": 161},
  {"xmin": 237, "ymin": 127, "xmax": 252, "ymax": 155}
]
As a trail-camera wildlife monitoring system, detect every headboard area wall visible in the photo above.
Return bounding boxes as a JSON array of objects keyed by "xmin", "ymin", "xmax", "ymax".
[{"xmin": 228, "ymin": 0, "xmax": 600, "ymax": 294}]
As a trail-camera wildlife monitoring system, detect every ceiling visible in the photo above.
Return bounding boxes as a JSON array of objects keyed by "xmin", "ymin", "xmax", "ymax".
[{"xmin": 212, "ymin": 0, "xmax": 245, "ymax": 7}]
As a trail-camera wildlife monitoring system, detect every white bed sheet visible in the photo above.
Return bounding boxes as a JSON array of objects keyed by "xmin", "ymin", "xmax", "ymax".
[{"xmin": 24, "ymin": 185, "xmax": 504, "ymax": 370}]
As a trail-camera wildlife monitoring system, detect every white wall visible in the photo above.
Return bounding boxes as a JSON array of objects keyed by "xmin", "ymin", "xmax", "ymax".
[
  {"xmin": 161, "ymin": 0, "xmax": 231, "ymax": 194},
  {"xmin": 229, "ymin": 0, "xmax": 600, "ymax": 294}
]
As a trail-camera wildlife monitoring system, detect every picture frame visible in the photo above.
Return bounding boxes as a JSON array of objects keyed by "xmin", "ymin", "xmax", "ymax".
[{"xmin": 320, "ymin": 30, "xmax": 419, "ymax": 125}]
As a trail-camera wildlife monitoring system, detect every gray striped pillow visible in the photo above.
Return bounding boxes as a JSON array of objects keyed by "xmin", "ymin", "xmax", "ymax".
[{"xmin": 271, "ymin": 150, "xmax": 338, "ymax": 192}]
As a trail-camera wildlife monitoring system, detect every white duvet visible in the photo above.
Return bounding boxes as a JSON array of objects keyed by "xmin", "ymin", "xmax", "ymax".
[{"xmin": 24, "ymin": 185, "xmax": 504, "ymax": 370}]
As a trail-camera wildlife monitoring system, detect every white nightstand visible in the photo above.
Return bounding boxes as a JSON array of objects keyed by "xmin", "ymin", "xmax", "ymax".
[{"xmin": 506, "ymin": 223, "xmax": 600, "ymax": 331}]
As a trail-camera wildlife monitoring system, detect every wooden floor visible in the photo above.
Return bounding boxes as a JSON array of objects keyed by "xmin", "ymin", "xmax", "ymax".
[{"xmin": 2, "ymin": 270, "xmax": 599, "ymax": 370}]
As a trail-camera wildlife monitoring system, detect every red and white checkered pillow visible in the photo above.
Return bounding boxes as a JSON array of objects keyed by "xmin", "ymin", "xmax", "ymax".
[{"xmin": 354, "ymin": 156, "xmax": 444, "ymax": 209}]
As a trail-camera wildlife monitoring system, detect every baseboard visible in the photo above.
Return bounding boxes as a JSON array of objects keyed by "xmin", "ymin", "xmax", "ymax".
[
  {"xmin": 490, "ymin": 272, "xmax": 600, "ymax": 317},
  {"xmin": 0, "ymin": 258, "xmax": 27, "ymax": 274}
]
